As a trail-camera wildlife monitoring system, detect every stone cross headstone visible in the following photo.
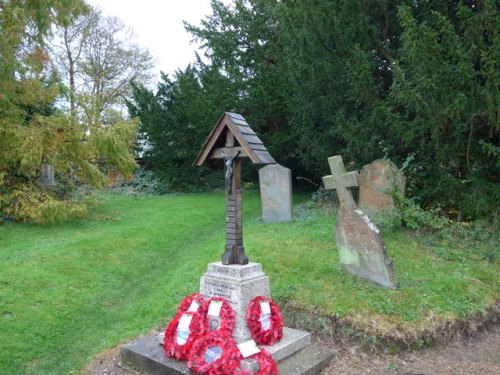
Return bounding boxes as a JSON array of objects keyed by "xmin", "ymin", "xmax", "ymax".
[
  {"xmin": 323, "ymin": 155, "xmax": 397, "ymax": 289},
  {"xmin": 259, "ymin": 164, "xmax": 293, "ymax": 222},
  {"xmin": 359, "ymin": 159, "xmax": 406, "ymax": 218}
]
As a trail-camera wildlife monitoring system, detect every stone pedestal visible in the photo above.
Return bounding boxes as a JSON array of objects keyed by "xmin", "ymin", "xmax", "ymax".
[{"xmin": 200, "ymin": 262, "xmax": 269, "ymax": 342}]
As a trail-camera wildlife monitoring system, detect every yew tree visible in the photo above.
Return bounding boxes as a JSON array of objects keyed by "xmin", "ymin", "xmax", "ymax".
[{"xmin": 179, "ymin": 0, "xmax": 499, "ymax": 217}]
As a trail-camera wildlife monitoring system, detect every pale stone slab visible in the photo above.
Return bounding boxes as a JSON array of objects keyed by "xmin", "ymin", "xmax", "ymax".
[
  {"xmin": 359, "ymin": 159, "xmax": 406, "ymax": 218},
  {"xmin": 259, "ymin": 164, "xmax": 293, "ymax": 222},
  {"xmin": 278, "ymin": 344, "xmax": 333, "ymax": 375},
  {"xmin": 262, "ymin": 327, "xmax": 310, "ymax": 362},
  {"xmin": 121, "ymin": 335, "xmax": 191, "ymax": 375},
  {"xmin": 156, "ymin": 327, "xmax": 310, "ymax": 363},
  {"xmin": 121, "ymin": 329, "xmax": 331, "ymax": 375},
  {"xmin": 200, "ymin": 262, "xmax": 270, "ymax": 342},
  {"xmin": 336, "ymin": 208, "xmax": 396, "ymax": 289}
]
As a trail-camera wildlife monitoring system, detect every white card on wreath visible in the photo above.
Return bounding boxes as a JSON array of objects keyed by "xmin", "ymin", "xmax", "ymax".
[
  {"xmin": 260, "ymin": 300, "xmax": 271, "ymax": 314},
  {"xmin": 188, "ymin": 300, "xmax": 200, "ymax": 312},
  {"xmin": 237, "ymin": 340, "xmax": 261, "ymax": 358},
  {"xmin": 176, "ymin": 314, "xmax": 192, "ymax": 345},
  {"xmin": 178, "ymin": 314, "xmax": 193, "ymax": 329},
  {"xmin": 207, "ymin": 300, "xmax": 223, "ymax": 317}
]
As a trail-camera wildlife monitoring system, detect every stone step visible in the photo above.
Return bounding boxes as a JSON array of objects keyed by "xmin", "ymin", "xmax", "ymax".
[
  {"xmin": 261, "ymin": 327, "xmax": 310, "ymax": 362},
  {"xmin": 277, "ymin": 345, "xmax": 333, "ymax": 375},
  {"xmin": 120, "ymin": 329, "xmax": 333, "ymax": 375}
]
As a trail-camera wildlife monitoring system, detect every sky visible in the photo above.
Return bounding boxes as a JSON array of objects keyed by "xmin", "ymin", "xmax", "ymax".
[{"xmin": 86, "ymin": 0, "xmax": 220, "ymax": 78}]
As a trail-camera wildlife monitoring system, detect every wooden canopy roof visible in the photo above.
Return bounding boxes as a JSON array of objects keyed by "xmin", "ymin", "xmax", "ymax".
[{"xmin": 193, "ymin": 112, "xmax": 276, "ymax": 166}]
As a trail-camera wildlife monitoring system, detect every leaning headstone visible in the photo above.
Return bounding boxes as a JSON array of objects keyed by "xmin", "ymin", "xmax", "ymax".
[
  {"xmin": 323, "ymin": 155, "xmax": 397, "ymax": 289},
  {"xmin": 259, "ymin": 164, "xmax": 293, "ymax": 222},
  {"xmin": 359, "ymin": 159, "xmax": 406, "ymax": 218}
]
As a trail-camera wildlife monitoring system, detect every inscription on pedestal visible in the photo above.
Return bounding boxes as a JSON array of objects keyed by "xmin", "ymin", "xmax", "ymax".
[
  {"xmin": 200, "ymin": 262, "xmax": 270, "ymax": 342},
  {"xmin": 202, "ymin": 280, "xmax": 238, "ymax": 306}
]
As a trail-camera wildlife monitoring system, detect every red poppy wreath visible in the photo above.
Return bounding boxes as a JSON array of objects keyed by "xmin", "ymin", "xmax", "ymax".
[
  {"xmin": 234, "ymin": 349, "xmax": 278, "ymax": 375},
  {"xmin": 246, "ymin": 296, "xmax": 283, "ymax": 346},
  {"xmin": 163, "ymin": 293, "xmax": 207, "ymax": 360},
  {"xmin": 176, "ymin": 293, "xmax": 207, "ymax": 316},
  {"xmin": 204, "ymin": 297, "xmax": 236, "ymax": 336},
  {"xmin": 187, "ymin": 332, "xmax": 241, "ymax": 375},
  {"xmin": 163, "ymin": 310, "xmax": 206, "ymax": 360}
]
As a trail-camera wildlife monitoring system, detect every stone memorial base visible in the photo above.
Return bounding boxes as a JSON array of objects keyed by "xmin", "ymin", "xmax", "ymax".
[
  {"xmin": 121, "ymin": 328, "xmax": 332, "ymax": 375},
  {"xmin": 120, "ymin": 262, "xmax": 333, "ymax": 374},
  {"xmin": 200, "ymin": 262, "xmax": 270, "ymax": 342}
]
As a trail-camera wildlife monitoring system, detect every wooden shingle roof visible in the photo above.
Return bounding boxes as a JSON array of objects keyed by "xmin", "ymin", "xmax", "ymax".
[{"xmin": 193, "ymin": 112, "xmax": 276, "ymax": 166}]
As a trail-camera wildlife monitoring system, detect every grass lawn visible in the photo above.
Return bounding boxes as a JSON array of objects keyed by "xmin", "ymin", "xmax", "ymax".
[{"xmin": 0, "ymin": 191, "xmax": 498, "ymax": 374}]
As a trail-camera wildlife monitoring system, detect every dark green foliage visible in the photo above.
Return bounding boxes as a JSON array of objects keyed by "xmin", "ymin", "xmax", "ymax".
[
  {"xmin": 185, "ymin": 0, "xmax": 300, "ymax": 171},
  {"xmin": 127, "ymin": 66, "xmax": 233, "ymax": 190},
  {"xmin": 130, "ymin": 0, "xmax": 499, "ymax": 218}
]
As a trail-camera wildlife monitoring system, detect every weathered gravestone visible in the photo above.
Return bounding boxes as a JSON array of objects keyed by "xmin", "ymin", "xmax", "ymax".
[
  {"xmin": 323, "ymin": 155, "xmax": 397, "ymax": 289},
  {"xmin": 359, "ymin": 159, "xmax": 406, "ymax": 218},
  {"xmin": 39, "ymin": 163, "xmax": 57, "ymax": 189},
  {"xmin": 259, "ymin": 164, "xmax": 293, "ymax": 222}
]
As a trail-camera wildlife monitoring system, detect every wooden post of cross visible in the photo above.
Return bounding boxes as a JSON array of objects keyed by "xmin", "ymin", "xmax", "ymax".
[
  {"xmin": 322, "ymin": 155, "xmax": 359, "ymax": 210},
  {"xmin": 218, "ymin": 131, "xmax": 247, "ymax": 264}
]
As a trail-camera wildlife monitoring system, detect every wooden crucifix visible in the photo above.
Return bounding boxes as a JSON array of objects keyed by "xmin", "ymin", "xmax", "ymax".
[{"xmin": 193, "ymin": 112, "xmax": 275, "ymax": 265}]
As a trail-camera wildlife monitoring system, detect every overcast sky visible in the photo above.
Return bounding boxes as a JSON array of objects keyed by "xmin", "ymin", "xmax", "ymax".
[{"xmin": 86, "ymin": 0, "xmax": 220, "ymax": 78}]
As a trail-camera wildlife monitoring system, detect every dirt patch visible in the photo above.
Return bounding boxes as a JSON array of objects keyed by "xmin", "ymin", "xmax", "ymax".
[
  {"xmin": 83, "ymin": 325, "xmax": 499, "ymax": 375},
  {"xmin": 320, "ymin": 324, "xmax": 500, "ymax": 375}
]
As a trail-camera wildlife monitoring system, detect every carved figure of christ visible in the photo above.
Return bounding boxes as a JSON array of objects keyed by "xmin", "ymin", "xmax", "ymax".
[{"xmin": 210, "ymin": 132, "xmax": 248, "ymax": 265}]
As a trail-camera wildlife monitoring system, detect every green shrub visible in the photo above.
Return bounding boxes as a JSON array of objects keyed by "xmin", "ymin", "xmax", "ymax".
[
  {"xmin": 397, "ymin": 197, "xmax": 449, "ymax": 231},
  {"xmin": 131, "ymin": 169, "xmax": 168, "ymax": 195},
  {"xmin": 109, "ymin": 168, "xmax": 168, "ymax": 195},
  {"xmin": 0, "ymin": 187, "xmax": 88, "ymax": 225}
]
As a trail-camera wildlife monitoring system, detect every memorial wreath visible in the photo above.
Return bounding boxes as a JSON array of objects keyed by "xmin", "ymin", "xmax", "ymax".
[
  {"xmin": 176, "ymin": 293, "xmax": 207, "ymax": 315},
  {"xmin": 187, "ymin": 332, "xmax": 241, "ymax": 375},
  {"xmin": 163, "ymin": 293, "xmax": 207, "ymax": 360},
  {"xmin": 204, "ymin": 296, "xmax": 236, "ymax": 336},
  {"xmin": 234, "ymin": 349, "xmax": 278, "ymax": 375},
  {"xmin": 246, "ymin": 296, "xmax": 283, "ymax": 346},
  {"xmin": 163, "ymin": 311, "xmax": 206, "ymax": 360}
]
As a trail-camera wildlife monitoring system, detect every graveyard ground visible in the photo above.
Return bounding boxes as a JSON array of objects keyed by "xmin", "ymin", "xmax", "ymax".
[
  {"xmin": 0, "ymin": 192, "xmax": 498, "ymax": 374},
  {"xmin": 84, "ymin": 323, "xmax": 500, "ymax": 374}
]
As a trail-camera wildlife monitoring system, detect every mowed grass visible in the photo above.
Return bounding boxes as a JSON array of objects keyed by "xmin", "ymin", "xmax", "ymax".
[{"xmin": 0, "ymin": 191, "xmax": 498, "ymax": 373}]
